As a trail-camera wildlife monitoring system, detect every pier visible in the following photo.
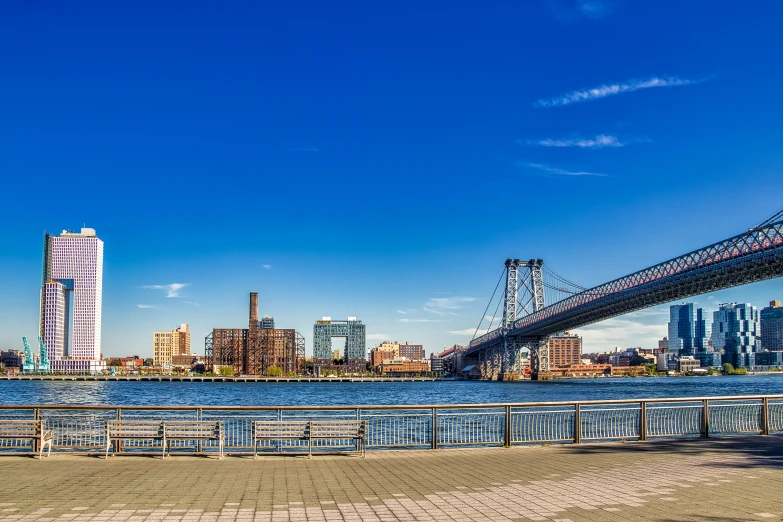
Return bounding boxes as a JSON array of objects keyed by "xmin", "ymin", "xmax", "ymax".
[
  {"xmin": 0, "ymin": 435, "xmax": 781, "ymax": 521},
  {"xmin": 1, "ymin": 395, "xmax": 782, "ymax": 520}
]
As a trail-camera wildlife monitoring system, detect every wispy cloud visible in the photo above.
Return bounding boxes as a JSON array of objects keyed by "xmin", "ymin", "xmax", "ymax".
[
  {"xmin": 545, "ymin": 0, "xmax": 615, "ymax": 22},
  {"xmin": 183, "ymin": 301, "xmax": 200, "ymax": 307},
  {"xmin": 262, "ymin": 264, "xmax": 272, "ymax": 269},
  {"xmin": 399, "ymin": 318, "xmax": 444, "ymax": 323},
  {"xmin": 425, "ymin": 297, "xmax": 475, "ymax": 312},
  {"xmin": 136, "ymin": 304, "xmax": 158, "ymax": 309},
  {"xmin": 577, "ymin": 0, "xmax": 613, "ymax": 19},
  {"xmin": 575, "ymin": 316, "xmax": 666, "ymax": 353},
  {"xmin": 524, "ymin": 134, "xmax": 626, "ymax": 148},
  {"xmin": 535, "ymin": 75, "xmax": 705, "ymax": 108},
  {"xmin": 396, "ymin": 310, "xmax": 408, "ymax": 315},
  {"xmin": 287, "ymin": 147, "xmax": 320, "ymax": 153},
  {"xmin": 142, "ymin": 283, "xmax": 189, "ymax": 298},
  {"xmin": 448, "ymin": 328, "xmax": 480, "ymax": 336},
  {"xmin": 516, "ymin": 162, "xmax": 607, "ymax": 177}
]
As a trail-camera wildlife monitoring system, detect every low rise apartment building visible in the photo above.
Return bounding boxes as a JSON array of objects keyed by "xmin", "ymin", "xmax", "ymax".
[{"xmin": 153, "ymin": 324, "xmax": 191, "ymax": 366}]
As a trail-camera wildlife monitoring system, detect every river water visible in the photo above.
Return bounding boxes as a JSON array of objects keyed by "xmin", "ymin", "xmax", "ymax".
[{"xmin": 1, "ymin": 375, "xmax": 782, "ymax": 406}]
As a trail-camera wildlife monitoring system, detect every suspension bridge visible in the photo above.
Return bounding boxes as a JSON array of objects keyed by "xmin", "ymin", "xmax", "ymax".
[{"xmin": 465, "ymin": 209, "xmax": 783, "ymax": 380}]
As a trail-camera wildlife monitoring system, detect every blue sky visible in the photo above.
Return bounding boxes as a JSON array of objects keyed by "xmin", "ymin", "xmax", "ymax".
[{"xmin": 1, "ymin": 1, "xmax": 782, "ymax": 357}]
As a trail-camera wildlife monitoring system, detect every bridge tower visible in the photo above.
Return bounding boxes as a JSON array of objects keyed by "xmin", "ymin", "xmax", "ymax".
[
  {"xmin": 493, "ymin": 259, "xmax": 551, "ymax": 380},
  {"xmin": 497, "ymin": 259, "xmax": 519, "ymax": 380},
  {"xmin": 517, "ymin": 259, "xmax": 551, "ymax": 380}
]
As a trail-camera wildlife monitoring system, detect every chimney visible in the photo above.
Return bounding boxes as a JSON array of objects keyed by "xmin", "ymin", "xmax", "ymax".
[{"xmin": 249, "ymin": 292, "xmax": 259, "ymax": 323}]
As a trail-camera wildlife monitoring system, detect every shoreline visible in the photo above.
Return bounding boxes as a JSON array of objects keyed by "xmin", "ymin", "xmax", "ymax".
[
  {"xmin": 2, "ymin": 372, "xmax": 782, "ymax": 383},
  {"xmin": 0, "ymin": 375, "xmax": 441, "ymax": 383}
]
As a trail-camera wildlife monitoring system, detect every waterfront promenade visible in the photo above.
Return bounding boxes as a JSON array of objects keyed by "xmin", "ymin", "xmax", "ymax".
[{"xmin": 1, "ymin": 435, "xmax": 782, "ymax": 521}]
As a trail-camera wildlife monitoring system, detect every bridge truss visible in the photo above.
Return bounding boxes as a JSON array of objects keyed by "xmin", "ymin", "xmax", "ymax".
[{"xmin": 469, "ymin": 213, "xmax": 783, "ymax": 380}]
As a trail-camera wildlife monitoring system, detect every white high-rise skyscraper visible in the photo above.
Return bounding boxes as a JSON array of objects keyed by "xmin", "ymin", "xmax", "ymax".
[{"xmin": 40, "ymin": 228, "xmax": 105, "ymax": 373}]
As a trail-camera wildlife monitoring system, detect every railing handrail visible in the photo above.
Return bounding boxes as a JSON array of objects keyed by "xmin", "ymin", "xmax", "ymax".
[{"xmin": 1, "ymin": 394, "xmax": 782, "ymax": 411}]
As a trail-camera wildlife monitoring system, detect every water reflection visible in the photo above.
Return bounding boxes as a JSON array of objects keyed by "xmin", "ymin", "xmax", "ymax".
[{"xmin": 1, "ymin": 375, "xmax": 782, "ymax": 406}]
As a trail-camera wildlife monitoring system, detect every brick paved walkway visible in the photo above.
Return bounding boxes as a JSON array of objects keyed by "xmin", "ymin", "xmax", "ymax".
[{"xmin": 1, "ymin": 435, "xmax": 782, "ymax": 521}]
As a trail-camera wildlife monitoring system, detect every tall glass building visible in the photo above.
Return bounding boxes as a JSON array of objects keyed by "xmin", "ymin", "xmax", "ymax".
[
  {"xmin": 712, "ymin": 303, "xmax": 761, "ymax": 368},
  {"xmin": 668, "ymin": 303, "xmax": 718, "ymax": 367},
  {"xmin": 760, "ymin": 300, "xmax": 783, "ymax": 351},
  {"xmin": 668, "ymin": 304, "xmax": 712, "ymax": 354},
  {"xmin": 39, "ymin": 228, "xmax": 105, "ymax": 373}
]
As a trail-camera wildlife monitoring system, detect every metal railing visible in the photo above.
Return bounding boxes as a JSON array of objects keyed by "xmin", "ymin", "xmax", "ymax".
[{"xmin": 0, "ymin": 395, "xmax": 781, "ymax": 454}]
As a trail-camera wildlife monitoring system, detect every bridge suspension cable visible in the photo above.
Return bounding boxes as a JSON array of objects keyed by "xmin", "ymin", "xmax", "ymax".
[
  {"xmin": 543, "ymin": 266, "xmax": 586, "ymax": 291},
  {"xmin": 540, "ymin": 267, "xmax": 587, "ymax": 307},
  {"xmin": 471, "ymin": 266, "xmax": 506, "ymax": 341},
  {"xmin": 487, "ymin": 290, "xmax": 505, "ymax": 333},
  {"xmin": 756, "ymin": 206, "xmax": 783, "ymax": 229}
]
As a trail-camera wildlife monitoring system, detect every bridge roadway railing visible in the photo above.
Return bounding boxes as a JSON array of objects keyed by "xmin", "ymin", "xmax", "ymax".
[{"xmin": 0, "ymin": 395, "xmax": 781, "ymax": 453}]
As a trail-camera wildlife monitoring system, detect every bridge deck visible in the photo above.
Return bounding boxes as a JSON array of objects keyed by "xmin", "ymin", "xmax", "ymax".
[
  {"xmin": 1, "ymin": 435, "xmax": 782, "ymax": 520},
  {"xmin": 470, "ymin": 219, "xmax": 783, "ymax": 355}
]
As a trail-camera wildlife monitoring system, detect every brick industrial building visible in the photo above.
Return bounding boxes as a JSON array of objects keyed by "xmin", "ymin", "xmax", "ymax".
[
  {"xmin": 548, "ymin": 332, "xmax": 582, "ymax": 367},
  {"xmin": 205, "ymin": 292, "xmax": 305, "ymax": 375},
  {"xmin": 369, "ymin": 341, "xmax": 424, "ymax": 367}
]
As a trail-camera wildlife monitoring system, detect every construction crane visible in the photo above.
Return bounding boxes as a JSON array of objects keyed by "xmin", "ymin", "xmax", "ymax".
[
  {"xmin": 22, "ymin": 336, "xmax": 36, "ymax": 373},
  {"xmin": 38, "ymin": 337, "xmax": 50, "ymax": 373}
]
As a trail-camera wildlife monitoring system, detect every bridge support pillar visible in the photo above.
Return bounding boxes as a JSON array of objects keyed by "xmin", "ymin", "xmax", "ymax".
[
  {"xmin": 529, "ymin": 337, "xmax": 552, "ymax": 381},
  {"xmin": 489, "ymin": 345, "xmax": 502, "ymax": 380},
  {"xmin": 498, "ymin": 337, "xmax": 523, "ymax": 381}
]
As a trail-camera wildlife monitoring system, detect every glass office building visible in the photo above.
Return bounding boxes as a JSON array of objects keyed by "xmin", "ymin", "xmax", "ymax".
[{"xmin": 712, "ymin": 303, "xmax": 761, "ymax": 368}]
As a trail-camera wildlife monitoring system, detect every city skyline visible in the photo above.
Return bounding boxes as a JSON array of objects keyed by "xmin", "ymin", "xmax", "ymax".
[
  {"xmin": 1, "ymin": 222, "xmax": 780, "ymax": 359},
  {"xmin": 1, "ymin": 2, "xmax": 782, "ymax": 356}
]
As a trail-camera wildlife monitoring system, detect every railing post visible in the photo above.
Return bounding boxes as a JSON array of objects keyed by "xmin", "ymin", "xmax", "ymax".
[
  {"xmin": 639, "ymin": 401, "xmax": 647, "ymax": 441},
  {"xmin": 197, "ymin": 408, "xmax": 203, "ymax": 453},
  {"xmin": 276, "ymin": 409, "xmax": 282, "ymax": 452},
  {"xmin": 701, "ymin": 400, "xmax": 709, "ymax": 438},
  {"xmin": 356, "ymin": 408, "xmax": 362, "ymax": 452},
  {"xmin": 574, "ymin": 404, "xmax": 581, "ymax": 444},
  {"xmin": 504, "ymin": 406, "xmax": 511, "ymax": 447},
  {"xmin": 115, "ymin": 408, "xmax": 122, "ymax": 453},
  {"xmin": 431, "ymin": 408, "xmax": 438, "ymax": 449},
  {"xmin": 33, "ymin": 408, "xmax": 41, "ymax": 454},
  {"xmin": 761, "ymin": 397, "xmax": 769, "ymax": 436}
]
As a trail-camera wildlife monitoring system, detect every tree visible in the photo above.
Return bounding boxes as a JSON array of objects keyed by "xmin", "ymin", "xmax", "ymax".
[
  {"xmin": 216, "ymin": 365, "xmax": 235, "ymax": 376},
  {"xmin": 629, "ymin": 356, "xmax": 647, "ymax": 367},
  {"xmin": 722, "ymin": 363, "xmax": 735, "ymax": 375},
  {"xmin": 266, "ymin": 366, "xmax": 284, "ymax": 377},
  {"xmin": 144, "ymin": 358, "xmax": 154, "ymax": 367},
  {"xmin": 109, "ymin": 359, "xmax": 122, "ymax": 367}
]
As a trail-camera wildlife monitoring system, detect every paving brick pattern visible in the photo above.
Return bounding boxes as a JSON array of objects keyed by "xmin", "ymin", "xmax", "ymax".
[{"xmin": 1, "ymin": 435, "xmax": 782, "ymax": 521}]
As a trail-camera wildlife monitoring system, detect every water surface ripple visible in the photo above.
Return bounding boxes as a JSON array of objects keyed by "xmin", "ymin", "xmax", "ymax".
[{"xmin": 1, "ymin": 375, "xmax": 782, "ymax": 406}]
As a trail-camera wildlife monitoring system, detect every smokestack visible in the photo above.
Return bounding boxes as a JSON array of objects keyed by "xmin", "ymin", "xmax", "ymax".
[{"xmin": 249, "ymin": 292, "xmax": 259, "ymax": 323}]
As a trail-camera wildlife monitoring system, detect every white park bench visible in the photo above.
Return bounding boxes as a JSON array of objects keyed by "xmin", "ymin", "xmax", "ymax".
[{"xmin": 0, "ymin": 419, "xmax": 54, "ymax": 459}]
